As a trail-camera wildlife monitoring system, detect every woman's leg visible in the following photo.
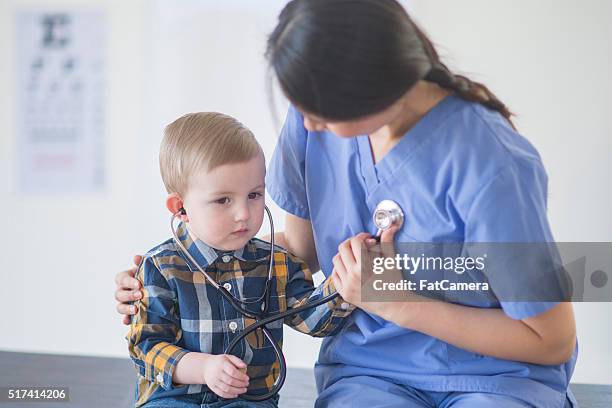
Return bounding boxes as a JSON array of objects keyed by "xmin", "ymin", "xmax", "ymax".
[{"xmin": 315, "ymin": 376, "xmax": 434, "ymax": 408}]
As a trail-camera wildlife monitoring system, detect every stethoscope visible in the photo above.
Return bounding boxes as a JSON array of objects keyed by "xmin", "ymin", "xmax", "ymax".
[{"xmin": 170, "ymin": 200, "xmax": 404, "ymax": 401}]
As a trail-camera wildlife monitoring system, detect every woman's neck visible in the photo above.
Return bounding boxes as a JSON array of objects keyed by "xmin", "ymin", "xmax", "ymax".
[{"xmin": 368, "ymin": 81, "xmax": 451, "ymax": 164}]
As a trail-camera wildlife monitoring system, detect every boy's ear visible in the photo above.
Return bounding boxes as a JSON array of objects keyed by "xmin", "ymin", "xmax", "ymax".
[{"xmin": 166, "ymin": 193, "xmax": 188, "ymax": 222}]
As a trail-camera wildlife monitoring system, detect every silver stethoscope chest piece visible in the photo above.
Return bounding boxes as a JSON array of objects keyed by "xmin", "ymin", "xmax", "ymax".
[{"xmin": 373, "ymin": 199, "xmax": 404, "ymax": 233}]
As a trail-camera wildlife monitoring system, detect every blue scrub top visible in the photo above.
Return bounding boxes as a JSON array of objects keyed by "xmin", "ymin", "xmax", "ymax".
[{"xmin": 266, "ymin": 95, "xmax": 577, "ymax": 408}]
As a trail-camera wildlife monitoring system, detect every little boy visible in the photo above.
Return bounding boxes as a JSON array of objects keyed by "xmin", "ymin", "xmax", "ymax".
[{"xmin": 127, "ymin": 112, "xmax": 353, "ymax": 407}]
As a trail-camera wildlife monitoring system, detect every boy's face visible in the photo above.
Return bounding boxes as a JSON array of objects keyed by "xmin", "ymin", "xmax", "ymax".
[{"xmin": 182, "ymin": 154, "xmax": 266, "ymax": 251}]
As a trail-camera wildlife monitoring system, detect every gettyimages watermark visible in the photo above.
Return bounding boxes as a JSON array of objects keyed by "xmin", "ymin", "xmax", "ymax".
[{"xmin": 360, "ymin": 242, "xmax": 611, "ymax": 302}]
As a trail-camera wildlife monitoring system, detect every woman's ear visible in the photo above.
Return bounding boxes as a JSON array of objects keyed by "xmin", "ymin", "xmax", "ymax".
[{"xmin": 166, "ymin": 193, "xmax": 188, "ymax": 222}]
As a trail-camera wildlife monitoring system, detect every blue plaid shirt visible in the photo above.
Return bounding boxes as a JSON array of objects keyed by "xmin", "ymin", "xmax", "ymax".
[{"xmin": 127, "ymin": 222, "xmax": 353, "ymax": 406}]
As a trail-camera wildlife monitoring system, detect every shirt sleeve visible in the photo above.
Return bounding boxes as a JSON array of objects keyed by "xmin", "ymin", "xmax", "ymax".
[
  {"xmin": 465, "ymin": 159, "xmax": 563, "ymax": 320},
  {"xmin": 126, "ymin": 256, "xmax": 189, "ymax": 390},
  {"xmin": 266, "ymin": 105, "xmax": 310, "ymax": 219},
  {"xmin": 282, "ymin": 252, "xmax": 354, "ymax": 337}
]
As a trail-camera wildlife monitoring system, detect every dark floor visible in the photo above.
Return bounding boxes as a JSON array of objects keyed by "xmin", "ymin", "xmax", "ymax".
[{"xmin": 0, "ymin": 351, "xmax": 609, "ymax": 407}]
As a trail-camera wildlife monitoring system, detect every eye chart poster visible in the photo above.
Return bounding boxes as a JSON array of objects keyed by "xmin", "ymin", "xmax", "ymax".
[{"xmin": 16, "ymin": 11, "xmax": 106, "ymax": 193}]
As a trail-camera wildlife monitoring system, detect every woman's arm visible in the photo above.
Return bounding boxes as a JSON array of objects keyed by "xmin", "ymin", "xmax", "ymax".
[
  {"xmin": 380, "ymin": 298, "xmax": 576, "ymax": 365},
  {"xmin": 332, "ymin": 232, "xmax": 577, "ymax": 366},
  {"xmin": 264, "ymin": 213, "xmax": 320, "ymax": 272}
]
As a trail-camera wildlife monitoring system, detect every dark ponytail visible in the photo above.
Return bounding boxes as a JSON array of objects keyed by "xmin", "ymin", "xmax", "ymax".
[
  {"xmin": 413, "ymin": 24, "xmax": 515, "ymax": 128},
  {"xmin": 267, "ymin": 0, "xmax": 514, "ymax": 127}
]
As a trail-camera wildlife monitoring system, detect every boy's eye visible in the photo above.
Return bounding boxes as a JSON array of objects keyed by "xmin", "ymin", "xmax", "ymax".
[
  {"xmin": 248, "ymin": 192, "xmax": 263, "ymax": 200},
  {"xmin": 215, "ymin": 197, "xmax": 230, "ymax": 205}
]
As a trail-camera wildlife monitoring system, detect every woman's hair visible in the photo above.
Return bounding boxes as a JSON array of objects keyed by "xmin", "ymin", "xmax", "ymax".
[
  {"xmin": 266, "ymin": 0, "xmax": 513, "ymax": 126},
  {"xmin": 160, "ymin": 112, "xmax": 262, "ymax": 196}
]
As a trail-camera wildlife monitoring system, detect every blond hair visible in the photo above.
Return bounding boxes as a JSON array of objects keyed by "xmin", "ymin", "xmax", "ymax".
[{"xmin": 160, "ymin": 112, "xmax": 263, "ymax": 195}]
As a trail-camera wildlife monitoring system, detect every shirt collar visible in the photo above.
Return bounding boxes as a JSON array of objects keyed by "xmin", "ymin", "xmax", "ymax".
[{"xmin": 173, "ymin": 222, "xmax": 269, "ymax": 270}]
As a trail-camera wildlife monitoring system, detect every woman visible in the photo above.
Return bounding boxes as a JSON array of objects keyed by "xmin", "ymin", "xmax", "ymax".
[{"xmin": 116, "ymin": 1, "xmax": 577, "ymax": 406}]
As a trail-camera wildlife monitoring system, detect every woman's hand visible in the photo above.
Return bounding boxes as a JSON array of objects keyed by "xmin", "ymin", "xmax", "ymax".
[
  {"xmin": 114, "ymin": 255, "xmax": 143, "ymax": 325},
  {"xmin": 331, "ymin": 227, "xmax": 401, "ymax": 313}
]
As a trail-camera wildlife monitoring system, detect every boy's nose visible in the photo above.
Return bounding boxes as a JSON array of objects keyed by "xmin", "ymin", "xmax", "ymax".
[{"xmin": 234, "ymin": 204, "xmax": 250, "ymax": 222}]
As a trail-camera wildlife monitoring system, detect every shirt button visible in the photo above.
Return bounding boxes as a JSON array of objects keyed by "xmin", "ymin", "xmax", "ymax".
[
  {"xmin": 223, "ymin": 282, "xmax": 232, "ymax": 291},
  {"xmin": 228, "ymin": 321, "xmax": 238, "ymax": 333},
  {"xmin": 222, "ymin": 255, "xmax": 232, "ymax": 263},
  {"xmin": 156, "ymin": 373, "xmax": 164, "ymax": 385}
]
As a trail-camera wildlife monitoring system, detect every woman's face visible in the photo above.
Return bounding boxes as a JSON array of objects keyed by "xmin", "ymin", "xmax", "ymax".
[{"xmin": 299, "ymin": 99, "xmax": 404, "ymax": 138}]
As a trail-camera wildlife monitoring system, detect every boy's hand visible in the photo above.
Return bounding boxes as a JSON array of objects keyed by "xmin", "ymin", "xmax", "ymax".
[
  {"xmin": 115, "ymin": 255, "xmax": 143, "ymax": 325},
  {"xmin": 202, "ymin": 354, "xmax": 249, "ymax": 399}
]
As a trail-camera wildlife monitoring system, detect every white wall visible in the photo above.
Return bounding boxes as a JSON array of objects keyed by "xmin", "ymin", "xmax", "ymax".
[
  {"xmin": 0, "ymin": 0, "xmax": 150, "ymax": 358},
  {"xmin": 0, "ymin": 0, "xmax": 610, "ymax": 385}
]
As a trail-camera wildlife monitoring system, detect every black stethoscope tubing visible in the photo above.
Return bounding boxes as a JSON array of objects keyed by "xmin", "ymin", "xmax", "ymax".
[
  {"xmin": 172, "ymin": 206, "xmax": 340, "ymax": 401},
  {"xmin": 222, "ymin": 288, "xmax": 339, "ymax": 401},
  {"xmin": 170, "ymin": 199, "xmax": 403, "ymax": 401}
]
